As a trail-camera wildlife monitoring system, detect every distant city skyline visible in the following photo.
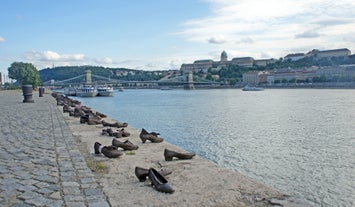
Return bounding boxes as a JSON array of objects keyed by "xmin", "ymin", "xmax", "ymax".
[{"xmin": 1, "ymin": 0, "xmax": 355, "ymax": 75}]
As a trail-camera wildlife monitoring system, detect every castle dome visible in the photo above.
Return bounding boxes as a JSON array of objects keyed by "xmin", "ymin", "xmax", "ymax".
[{"xmin": 221, "ymin": 50, "xmax": 227, "ymax": 61}]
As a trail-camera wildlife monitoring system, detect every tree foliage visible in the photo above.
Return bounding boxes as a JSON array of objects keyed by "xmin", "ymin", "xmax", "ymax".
[{"xmin": 8, "ymin": 62, "xmax": 42, "ymax": 87}]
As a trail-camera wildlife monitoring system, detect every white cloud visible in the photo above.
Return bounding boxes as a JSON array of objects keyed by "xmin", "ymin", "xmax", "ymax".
[
  {"xmin": 22, "ymin": 50, "xmax": 119, "ymax": 69},
  {"xmin": 94, "ymin": 57, "xmax": 113, "ymax": 65},
  {"xmin": 24, "ymin": 50, "xmax": 85, "ymax": 62},
  {"xmin": 208, "ymin": 35, "xmax": 228, "ymax": 44},
  {"xmin": 295, "ymin": 31, "xmax": 322, "ymax": 39},
  {"xmin": 178, "ymin": 0, "xmax": 355, "ymax": 58},
  {"xmin": 0, "ymin": 36, "xmax": 5, "ymax": 43}
]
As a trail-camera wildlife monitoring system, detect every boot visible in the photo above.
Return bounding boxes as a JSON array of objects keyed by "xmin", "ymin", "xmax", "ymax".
[
  {"xmin": 94, "ymin": 142, "xmax": 102, "ymax": 154},
  {"xmin": 164, "ymin": 148, "xmax": 195, "ymax": 161}
]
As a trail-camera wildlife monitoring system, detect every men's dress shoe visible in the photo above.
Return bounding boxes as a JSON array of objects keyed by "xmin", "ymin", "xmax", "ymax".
[
  {"xmin": 80, "ymin": 115, "xmax": 89, "ymax": 124},
  {"xmin": 119, "ymin": 128, "xmax": 131, "ymax": 137},
  {"xmin": 107, "ymin": 128, "xmax": 114, "ymax": 136},
  {"xmin": 135, "ymin": 167, "xmax": 172, "ymax": 182},
  {"xmin": 139, "ymin": 128, "xmax": 164, "ymax": 143},
  {"xmin": 112, "ymin": 121, "xmax": 128, "ymax": 128},
  {"xmin": 101, "ymin": 146, "xmax": 123, "ymax": 158},
  {"xmin": 102, "ymin": 120, "xmax": 128, "ymax": 128},
  {"xmin": 112, "ymin": 138, "xmax": 139, "ymax": 150},
  {"xmin": 96, "ymin": 111, "xmax": 107, "ymax": 118},
  {"xmin": 88, "ymin": 116, "xmax": 102, "ymax": 125},
  {"xmin": 148, "ymin": 168, "xmax": 174, "ymax": 194},
  {"xmin": 112, "ymin": 131, "xmax": 123, "ymax": 138},
  {"xmin": 63, "ymin": 104, "xmax": 69, "ymax": 113},
  {"xmin": 164, "ymin": 148, "xmax": 195, "ymax": 161}
]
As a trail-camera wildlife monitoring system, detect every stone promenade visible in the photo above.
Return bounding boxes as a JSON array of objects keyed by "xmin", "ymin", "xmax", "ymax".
[{"xmin": 0, "ymin": 90, "xmax": 110, "ymax": 207}]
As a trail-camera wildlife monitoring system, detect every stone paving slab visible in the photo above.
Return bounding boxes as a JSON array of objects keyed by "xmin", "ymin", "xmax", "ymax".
[{"xmin": 0, "ymin": 90, "xmax": 110, "ymax": 207}]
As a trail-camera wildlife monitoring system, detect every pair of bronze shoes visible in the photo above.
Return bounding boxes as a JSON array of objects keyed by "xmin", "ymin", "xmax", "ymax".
[
  {"xmin": 112, "ymin": 138, "xmax": 139, "ymax": 150},
  {"xmin": 80, "ymin": 113, "xmax": 102, "ymax": 125},
  {"xmin": 102, "ymin": 128, "xmax": 130, "ymax": 138},
  {"xmin": 139, "ymin": 128, "xmax": 164, "ymax": 143},
  {"xmin": 164, "ymin": 148, "xmax": 195, "ymax": 161},
  {"xmin": 102, "ymin": 120, "xmax": 128, "ymax": 128},
  {"xmin": 94, "ymin": 142, "xmax": 123, "ymax": 158},
  {"xmin": 135, "ymin": 167, "xmax": 174, "ymax": 194}
]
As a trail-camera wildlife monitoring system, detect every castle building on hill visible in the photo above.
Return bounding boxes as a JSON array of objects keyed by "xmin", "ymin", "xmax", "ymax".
[
  {"xmin": 180, "ymin": 51, "xmax": 276, "ymax": 74},
  {"xmin": 284, "ymin": 48, "xmax": 351, "ymax": 61},
  {"xmin": 181, "ymin": 48, "xmax": 352, "ymax": 75}
]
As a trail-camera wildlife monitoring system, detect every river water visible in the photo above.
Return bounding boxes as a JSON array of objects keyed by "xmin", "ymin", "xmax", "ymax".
[{"xmin": 75, "ymin": 89, "xmax": 354, "ymax": 207}]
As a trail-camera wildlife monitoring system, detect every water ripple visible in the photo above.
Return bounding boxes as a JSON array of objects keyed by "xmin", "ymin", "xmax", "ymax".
[{"xmin": 76, "ymin": 89, "xmax": 355, "ymax": 207}]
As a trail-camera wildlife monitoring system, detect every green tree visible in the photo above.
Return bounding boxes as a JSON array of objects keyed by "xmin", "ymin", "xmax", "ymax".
[{"xmin": 8, "ymin": 62, "xmax": 42, "ymax": 87}]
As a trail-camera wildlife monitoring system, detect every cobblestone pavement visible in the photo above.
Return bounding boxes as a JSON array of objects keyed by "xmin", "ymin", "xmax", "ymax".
[{"xmin": 0, "ymin": 91, "xmax": 110, "ymax": 207}]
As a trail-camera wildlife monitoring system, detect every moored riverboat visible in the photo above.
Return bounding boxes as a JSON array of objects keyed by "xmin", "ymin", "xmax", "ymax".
[
  {"xmin": 76, "ymin": 85, "xmax": 98, "ymax": 97},
  {"xmin": 97, "ymin": 86, "xmax": 114, "ymax": 96},
  {"xmin": 64, "ymin": 87, "xmax": 76, "ymax": 96}
]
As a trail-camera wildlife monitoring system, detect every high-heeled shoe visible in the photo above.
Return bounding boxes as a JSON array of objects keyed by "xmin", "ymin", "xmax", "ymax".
[
  {"xmin": 139, "ymin": 128, "xmax": 164, "ymax": 143},
  {"xmin": 135, "ymin": 167, "xmax": 172, "ymax": 182},
  {"xmin": 164, "ymin": 148, "xmax": 195, "ymax": 161},
  {"xmin": 148, "ymin": 168, "xmax": 174, "ymax": 194},
  {"xmin": 112, "ymin": 138, "xmax": 139, "ymax": 150}
]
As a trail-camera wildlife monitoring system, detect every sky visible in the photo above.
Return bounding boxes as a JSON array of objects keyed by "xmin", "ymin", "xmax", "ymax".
[{"xmin": 1, "ymin": 0, "xmax": 355, "ymax": 76}]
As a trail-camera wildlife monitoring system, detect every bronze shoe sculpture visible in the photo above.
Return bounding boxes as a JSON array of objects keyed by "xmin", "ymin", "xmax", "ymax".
[
  {"xmin": 118, "ymin": 128, "xmax": 130, "ymax": 137},
  {"xmin": 96, "ymin": 111, "xmax": 107, "ymax": 118},
  {"xmin": 80, "ymin": 114, "xmax": 89, "ymax": 124},
  {"xmin": 101, "ymin": 128, "xmax": 110, "ymax": 136},
  {"xmin": 74, "ymin": 107, "xmax": 84, "ymax": 117},
  {"xmin": 164, "ymin": 148, "xmax": 195, "ymax": 161},
  {"xmin": 88, "ymin": 115, "xmax": 103, "ymax": 125},
  {"xmin": 102, "ymin": 128, "xmax": 115, "ymax": 136},
  {"xmin": 112, "ymin": 138, "xmax": 139, "ymax": 150},
  {"xmin": 94, "ymin": 142, "xmax": 123, "ymax": 158},
  {"xmin": 139, "ymin": 128, "xmax": 164, "ymax": 143},
  {"xmin": 148, "ymin": 168, "xmax": 174, "ymax": 194},
  {"xmin": 102, "ymin": 120, "xmax": 128, "ymax": 128},
  {"xmin": 112, "ymin": 131, "xmax": 123, "ymax": 138},
  {"xmin": 94, "ymin": 142, "xmax": 101, "ymax": 154},
  {"xmin": 63, "ymin": 104, "xmax": 69, "ymax": 113},
  {"xmin": 135, "ymin": 166, "xmax": 172, "ymax": 182}
]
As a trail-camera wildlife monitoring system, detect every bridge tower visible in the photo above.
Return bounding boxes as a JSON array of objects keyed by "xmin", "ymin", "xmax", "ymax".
[
  {"xmin": 85, "ymin": 70, "xmax": 92, "ymax": 84},
  {"xmin": 184, "ymin": 71, "xmax": 195, "ymax": 90}
]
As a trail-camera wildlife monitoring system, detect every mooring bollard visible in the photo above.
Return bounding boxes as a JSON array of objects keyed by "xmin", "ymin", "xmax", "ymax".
[
  {"xmin": 22, "ymin": 85, "xmax": 34, "ymax": 103},
  {"xmin": 39, "ymin": 87, "xmax": 45, "ymax": 97}
]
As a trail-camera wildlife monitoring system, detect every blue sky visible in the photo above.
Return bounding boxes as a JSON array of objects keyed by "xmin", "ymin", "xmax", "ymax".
[{"xmin": 1, "ymin": 0, "xmax": 355, "ymax": 76}]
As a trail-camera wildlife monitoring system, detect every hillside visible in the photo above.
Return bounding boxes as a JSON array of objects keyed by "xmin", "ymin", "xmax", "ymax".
[{"xmin": 39, "ymin": 66, "xmax": 167, "ymax": 82}]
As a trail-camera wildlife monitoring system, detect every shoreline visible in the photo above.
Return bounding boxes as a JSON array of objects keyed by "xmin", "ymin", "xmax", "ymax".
[{"xmin": 56, "ymin": 93, "xmax": 311, "ymax": 206}]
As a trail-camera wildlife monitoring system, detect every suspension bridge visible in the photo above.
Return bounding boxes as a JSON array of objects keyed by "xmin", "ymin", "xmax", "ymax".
[{"xmin": 42, "ymin": 70, "xmax": 221, "ymax": 89}]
